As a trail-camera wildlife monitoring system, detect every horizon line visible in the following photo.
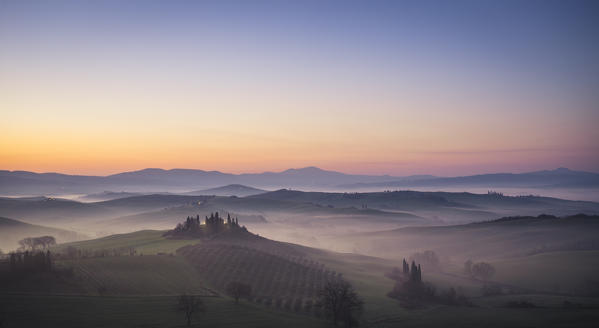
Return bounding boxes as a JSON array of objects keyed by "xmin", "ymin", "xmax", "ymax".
[{"xmin": 1, "ymin": 166, "xmax": 594, "ymax": 178}]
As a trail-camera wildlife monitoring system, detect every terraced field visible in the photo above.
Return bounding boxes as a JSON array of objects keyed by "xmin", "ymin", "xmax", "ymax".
[{"xmin": 179, "ymin": 243, "xmax": 340, "ymax": 315}]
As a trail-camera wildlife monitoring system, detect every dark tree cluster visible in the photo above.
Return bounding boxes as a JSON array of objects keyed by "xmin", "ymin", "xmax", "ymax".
[
  {"xmin": 57, "ymin": 245, "xmax": 137, "ymax": 259},
  {"xmin": 387, "ymin": 258, "xmax": 469, "ymax": 307},
  {"xmin": 9, "ymin": 250, "xmax": 52, "ymax": 274},
  {"xmin": 18, "ymin": 236, "xmax": 56, "ymax": 251},
  {"xmin": 168, "ymin": 212, "xmax": 242, "ymax": 237},
  {"xmin": 226, "ymin": 281, "xmax": 252, "ymax": 304}
]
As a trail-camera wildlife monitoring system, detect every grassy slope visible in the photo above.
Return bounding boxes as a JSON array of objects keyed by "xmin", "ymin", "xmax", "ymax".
[
  {"xmin": 0, "ymin": 295, "xmax": 324, "ymax": 328},
  {"xmin": 491, "ymin": 250, "xmax": 599, "ymax": 294},
  {"xmin": 339, "ymin": 215, "xmax": 599, "ymax": 260},
  {"xmin": 54, "ymin": 230, "xmax": 198, "ymax": 255},
  {"xmin": 0, "ymin": 216, "xmax": 81, "ymax": 251},
  {"xmin": 9, "ymin": 229, "xmax": 599, "ymax": 328}
]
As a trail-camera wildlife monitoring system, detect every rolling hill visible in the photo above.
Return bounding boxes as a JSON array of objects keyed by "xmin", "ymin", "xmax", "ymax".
[
  {"xmin": 0, "ymin": 216, "xmax": 82, "ymax": 251},
  {"xmin": 0, "ymin": 167, "xmax": 405, "ymax": 195},
  {"xmin": 185, "ymin": 184, "xmax": 267, "ymax": 197},
  {"xmin": 3, "ymin": 216, "xmax": 598, "ymax": 327},
  {"xmin": 333, "ymin": 214, "xmax": 599, "ymax": 260},
  {"xmin": 0, "ymin": 195, "xmax": 212, "ymax": 228},
  {"xmin": 77, "ymin": 191, "xmax": 145, "ymax": 202},
  {"xmin": 249, "ymin": 189, "xmax": 599, "ymax": 223},
  {"xmin": 3, "ymin": 167, "xmax": 597, "ymax": 197},
  {"xmin": 341, "ymin": 168, "xmax": 599, "ymax": 189}
]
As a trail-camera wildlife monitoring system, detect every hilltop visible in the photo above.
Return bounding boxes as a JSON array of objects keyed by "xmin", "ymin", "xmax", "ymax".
[{"xmin": 185, "ymin": 184, "xmax": 267, "ymax": 197}]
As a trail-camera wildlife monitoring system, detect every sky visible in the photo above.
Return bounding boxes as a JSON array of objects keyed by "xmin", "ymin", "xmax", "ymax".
[{"xmin": 1, "ymin": 0, "xmax": 598, "ymax": 176}]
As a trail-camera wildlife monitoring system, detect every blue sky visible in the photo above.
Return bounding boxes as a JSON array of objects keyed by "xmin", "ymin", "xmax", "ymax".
[{"xmin": 1, "ymin": 0, "xmax": 598, "ymax": 175}]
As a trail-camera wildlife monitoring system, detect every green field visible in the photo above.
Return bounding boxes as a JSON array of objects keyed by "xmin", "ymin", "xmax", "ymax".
[
  {"xmin": 0, "ymin": 294, "xmax": 324, "ymax": 328},
  {"xmin": 54, "ymin": 230, "xmax": 200, "ymax": 255},
  {"xmin": 4, "ymin": 229, "xmax": 597, "ymax": 328}
]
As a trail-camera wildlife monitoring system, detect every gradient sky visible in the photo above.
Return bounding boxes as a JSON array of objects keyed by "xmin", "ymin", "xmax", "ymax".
[{"xmin": 1, "ymin": 0, "xmax": 598, "ymax": 176}]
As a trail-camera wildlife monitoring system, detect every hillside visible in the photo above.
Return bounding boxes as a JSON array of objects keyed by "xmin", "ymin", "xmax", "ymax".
[
  {"xmin": 334, "ymin": 214, "xmax": 599, "ymax": 260},
  {"xmin": 3, "ymin": 167, "xmax": 597, "ymax": 196},
  {"xmin": 4, "ymin": 219, "xmax": 597, "ymax": 327},
  {"xmin": 0, "ymin": 195, "xmax": 212, "ymax": 228},
  {"xmin": 185, "ymin": 184, "xmax": 267, "ymax": 197},
  {"xmin": 77, "ymin": 191, "xmax": 145, "ymax": 202},
  {"xmin": 250, "ymin": 189, "xmax": 599, "ymax": 223},
  {"xmin": 0, "ymin": 216, "xmax": 81, "ymax": 251}
]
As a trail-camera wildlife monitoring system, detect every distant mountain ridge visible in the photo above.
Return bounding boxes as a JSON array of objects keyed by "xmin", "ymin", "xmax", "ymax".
[
  {"xmin": 1, "ymin": 167, "xmax": 597, "ymax": 195},
  {"xmin": 340, "ymin": 168, "xmax": 599, "ymax": 189}
]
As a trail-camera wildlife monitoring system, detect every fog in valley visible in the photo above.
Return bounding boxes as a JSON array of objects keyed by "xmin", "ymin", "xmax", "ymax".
[{"xmin": 2, "ymin": 0, "xmax": 599, "ymax": 327}]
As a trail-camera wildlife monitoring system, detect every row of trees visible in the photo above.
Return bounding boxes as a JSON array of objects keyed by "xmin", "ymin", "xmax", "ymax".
[
  {"xmin": 170, "ymin": 212, "xmax": 242, "ymax": 236},
  {"xmin": 176, "ymin": 280, "xmax": 363, "ymax": 328},
  {"xmin": 179, "ymin": 242, "xmax": 363, "ymax": 326},
  {"xmin": 58, "ymin": 245, "xmax": 137, "ymax": 259},
  {"xmin": 9, "ymin": 250, "xmax": 53, "ymax": 273},
  {"xmin": 18, "ymin": 236, "xmax": 56, "ymax": 251}
]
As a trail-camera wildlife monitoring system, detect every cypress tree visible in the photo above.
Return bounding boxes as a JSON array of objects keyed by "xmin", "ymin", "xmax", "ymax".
[{"xmin": 410, "ymin": 261, "xmax": 418, "ymax": 282}]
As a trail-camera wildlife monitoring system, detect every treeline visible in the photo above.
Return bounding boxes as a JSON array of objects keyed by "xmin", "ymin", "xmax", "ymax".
[
  {"xmin": 167, "ymin": 212, "xmax": 244, "ymax": 238},
  {"xmin": 175, "ymin": 277, "xmax": 364, "ymax": 328},
  {"xmin": 18, "ymin": 236, "xmax": 56, "ymax": 251},
  {"xmin": 56, "ymin": 245, "xmax": 138, "ymax": 259},
  {"xmin": 9, "ymin": 250, "xmax": 53, "ymax": 273},
  {"xmin": 489, "ymin": 213, "xmax": 597, "ymax": 224}
]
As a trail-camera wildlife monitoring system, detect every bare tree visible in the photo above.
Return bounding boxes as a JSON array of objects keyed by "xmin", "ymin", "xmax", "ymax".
[
  {"xmin": 18, "ymin": 237, "xmax": 35, "ymax": 251},
  {"xmin": 176, "ymin": 294, "xmax": 204, "ymax": 326},
  {"xmin": 318, "ymin": 280, "xmax": 363, "ymax": 327},
  {"xmin": 225, "ymin": 281, "xmax": 252, "ymax": 304},
  {"xmin": 37, "ymin": 236, "xmax": 56, "ymax": 250},
  {"xmin": 17, "ymin": 236, "xmax": 56, "ymax": 251}
]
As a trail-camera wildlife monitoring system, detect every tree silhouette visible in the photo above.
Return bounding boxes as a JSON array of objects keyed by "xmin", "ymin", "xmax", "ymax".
[
  {"xmin": 17, "ymin": 236, "xmax": 56, "ymax": 251},
  {"xmin": 225, "ymin": 281, "xmax": 252, "ymax": 304},
  {"xmin": 176, "ymin": 294, "xmax": 204, "ymax": 326},
  {"xmin": 318, "ymin": 280, "xmax": 363, "ymax": 327}
]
